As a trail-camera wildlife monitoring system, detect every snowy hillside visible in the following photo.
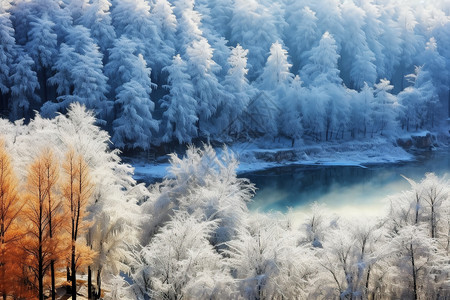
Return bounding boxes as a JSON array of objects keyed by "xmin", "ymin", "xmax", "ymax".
[{"xmin": 0, "ymin": 0, "xmax": 449, "ymax": 151}]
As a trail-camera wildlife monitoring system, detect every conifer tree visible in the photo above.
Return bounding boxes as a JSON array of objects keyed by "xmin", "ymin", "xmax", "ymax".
[
  {"xmin": 160, "ymin": 54, "xmax": 198, "ymax": 144},
  {"xmin": 25, "ymin": 13, "xmax": 58, "ymax": 103},
  {"xmin": 10, "ymin": 52, "xmax": 40, "ymax": 119}
]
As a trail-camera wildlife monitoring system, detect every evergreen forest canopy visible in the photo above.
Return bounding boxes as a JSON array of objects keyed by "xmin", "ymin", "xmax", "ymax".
[{"xmin": 0, "ymin": 0, "xmax": 450, "ymax": 150}]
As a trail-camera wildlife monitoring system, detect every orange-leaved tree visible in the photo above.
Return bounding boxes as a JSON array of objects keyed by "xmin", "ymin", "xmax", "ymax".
[
  {"xmin": 41, "ymin": 150, "xmax": 67, "ymax": 300},
  {"xmin": 62, "ymin": 149, "xmax": 95, "ymax": 300},
  {"xmin": 0, "ymin": 139, "xmax": 26, "ymax": 299},
  {"xmin": 23, "ymin": 149, "xmax": 67, "ymax": 300}
]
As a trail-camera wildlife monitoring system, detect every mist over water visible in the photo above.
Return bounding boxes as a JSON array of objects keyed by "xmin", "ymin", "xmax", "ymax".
[{"xmin": 243, "ymin": 149, "xmax": 449, "ymax": 216}]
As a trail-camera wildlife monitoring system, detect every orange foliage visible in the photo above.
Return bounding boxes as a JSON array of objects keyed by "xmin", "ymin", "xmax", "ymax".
[
  {"xmin": 0, "ymin": 139, "xmax": 27, "ymax": 299},
  {"xmin": 22, "ymin": 150, "xmax": 69, "ymax": 300},
  {"xmin": 62, "ymin": 149, "xmax": 96, "ymax": 299},
  {"xmin": 0, "ymin": 144, "xmax": 97, "ymax": 299}
]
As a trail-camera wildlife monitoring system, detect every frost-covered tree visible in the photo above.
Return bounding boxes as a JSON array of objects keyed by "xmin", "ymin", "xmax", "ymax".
[
  {"xmin": 386, "ymin": 225, "xmax": 443, "ymax": 300},
  {"xmin": 105, "ymin": 37, "xmax": 143, "ymax": 93},
  {"xmin": 360, "ymin": 1, "xmax": 385, "ymax": 78},
  {"xmin": 384, "ymin": 174, "xmax": 450, "ymax": 299},
  {"xmin": 77, "ymin": 0, "xmax": 116, "ymax": 53},
  {"xmin": 309, "ymin": 0, "xmax": 344, "ymax": 47},
  {"xmin": 219, "ymin": 45, "xmax": 253, "ymax": 137},
  {"xmin": 46, "ymin": 25, "xmax": 109, "ymax": 118},
  {"xmin": 150, "ymin": 0, "xmax": 177, "ymax": 77},
  {"xmin": 185, "ymin": 38, "xmax": 225, "ymax": 137},
  {"xmin": 257, "ymin": 41, "xmax": 294, "ymax": 91},
  {"xmin": 112, "ymin": 0, "xmax": 173, "ymax": 78},
  {"xmin": 301, "ymin": 202, "xmax": 331, "ymax": 248},
  {"xmin": 301, "ymin": 32, "xmax": 348, "ymax": 140},
  {"xmin": 378, "ymin": 8, "xmax": 402, "ymax": 80},
  {"xmin": 105, "ymin": 37, "xmax": 158, "ymax": 149},
  {"xmin": 348, "ymin": 83, "xmax": 374, "ymax": 138},
  {"xmin": 255, "ymin": 41, "xmax": 295, "ymax": 140},
  {"xmin": 398, "ymin": 66, "xmax": 439, "ymax": 131},
  {"xmin": 225, "ymin": 214, "xmax": 317, "ymax": 299},
  {"xmin": 57, "ymin": 104, "xmax": 144, "ymax": 297},
  {"xmin": 111, "ymin": 0, "xmax": 156, "ymax": 43},
  {"xmin": 131, "ymin": 212, "xmax": 236, "ymax": 299},
  {"xmin": 112, "ymin": 79, "xmax": 158, "ymax": 150},
  {"xmin": 0, "ymin": 4, "xmax": 16, "ymax": 98},
  {"xmin": 371, "ymin": 79, "xmax": 398, "ymax": 136},
  {"xmin": 395, "ymin": 7, "xmax": 424, "ymax": 90},
  {"xmin": 301, "ymin": 32, "xmax": 341, "ymax": 86},
  {"xmin": 340, "ymin": 1, "xmax": 377, "ymax": 89},
  {"xmin": 279, "ymin": 76, "xmax": 304, "ymax": 146},
  {"xmin": 10, "ymin": 0, "xmax": 72, "ymax": 46},
  {"xmin": 199, "ymin": 0, "xmax": 233, "ymax": 39},
  {"xmin": 25, "ymin": 13, "xmax": 58, "ymax": 102},
  {"xmin": 420, "ymin": 37, "xmax": 449, "ymax": 99},
  {"xmin": 229, "ymin": 0, "xmax": 285, "ymax": 78},
  {"xmin": 172, "ymin": 0, "xmax": 204, "ymax": 52},
  {"xmin": 10, "ymin": 53, "xmax": 39, "ymax": 119},
  {"xmin": 140, "ymin": 145, "xmax": 254, "ymax": 247},
  {"xmin": 152, "ymin": 0, "xmax": 177, "ymax": 46},
  {"xmin": 285, "ymin": 5, "xmax": 320, "ymax": 72},
  {"xmin": 160, "ymin": 54, "xmax": 198, "ymax": 144},
  {"xmin": 318, "ymin": 219, "xmax": 384, "ymax": 299}
]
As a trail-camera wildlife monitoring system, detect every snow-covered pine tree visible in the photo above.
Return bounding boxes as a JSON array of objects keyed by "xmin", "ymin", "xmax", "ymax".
[
  {"xmin": 160, "ymin": 54, "xmax": 198, "ymax": 144},
  {"xmin": 340, "ymin": 1, "xmax": 377, "ymax": 89},
  {"xmin": 229, "ymin": 0, "xmax": 284, "ymax": 78},
  {"xmin": 105, "ymin": 36, "xmax": 158, "ymax": 149},
  {"xmin": 219, "ymin": 44, "xmax": 253, "ymax": 137},
  {"xmin": 372, "ymin": 79, "xmax": 398, "ymax": 136},
  {"xmin": 77, "ymin": 0, "xmax": 116, "ymax": 54},
  {"xmin": 185, "ymin": 38, "xmax": 225, "ymax": 138},
  {"xmin": 112, "ymin": 78, "xmax": 158, "ymax": 150},
  {"xmin": 10, "ymin": 52, "xmax": 40, "ymax": 119},
  {"xmin": 25, "ymin": 13, "xmax": 58, "ymax": 103},
  {"xmin": 46, "ymin": 25, "xmax": 109, "ymax": 119},
  {"xmin": 0, "ymin": 3, "xmax": 16, "ymax": 102}
]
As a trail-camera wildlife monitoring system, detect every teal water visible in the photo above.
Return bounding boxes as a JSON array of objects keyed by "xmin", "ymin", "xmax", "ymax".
[{"xmin": 243, "ymin": 149, "xmax": 449, "ymax": 215}]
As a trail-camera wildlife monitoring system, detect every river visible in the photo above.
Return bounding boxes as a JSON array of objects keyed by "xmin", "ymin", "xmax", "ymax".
[{"xmin": 242, "ymin": 149, "xmax": 449, "ymax": 217}]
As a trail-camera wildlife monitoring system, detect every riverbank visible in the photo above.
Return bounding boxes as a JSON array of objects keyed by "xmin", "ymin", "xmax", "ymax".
[{"xmin": 130, "ymin": 135, "xmax": 440, "ymax": 182}]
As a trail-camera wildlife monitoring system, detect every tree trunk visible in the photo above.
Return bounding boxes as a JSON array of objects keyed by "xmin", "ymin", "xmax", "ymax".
[
  {"xmin": 96, "ymin": 268, "xmax": 102, "ymax": 299},
  {"xmin": 415, "ymin": 193, "xmax": 420, "ymax": 225},
  {"xmin": 38, "ymin": 197, "xmax": 44, "ymax": 300},
  {"xmin": 71, "ymin": 243, "xmax": 76, "ymax": 300},
  {"xmin": 431, "ymin": 203, "xmax": 436, "ymax": 239},
  {"xmin": 410, "ymin": 243, "xmax": 417, "ymax": 300},
  {"xmin": 365, "ymin": 266, "xmax": 371, "ymax": 300},
  {"xmin": 51, "ymin": 260, "xmax": 56, "ymax": 300},
  {"xmin": 88, "ymin": 266, "xmax": 92, "ymax": 299},
  {"xmin": 48, "ymin": 189, "xmax": 56, "ymax": 300},
  {"xmin": 66, "ymin": 266, "xmax": 71, "ymax": 293},
  {"xmin": 39, "ymin": 246, "xmax": 43, "ymax": 300}
]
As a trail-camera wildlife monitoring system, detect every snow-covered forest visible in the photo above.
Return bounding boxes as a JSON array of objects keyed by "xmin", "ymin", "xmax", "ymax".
[
  {"xmin": 0, "ymin": 0, "xmax": 449, "ymax": 149},
  {"xmin": 0, "ymin": 107, "xmax": 449, "ymax": 299},
  {"xmin": 1, "ymin": 0, "xmax": 450, "ymax": 298}
]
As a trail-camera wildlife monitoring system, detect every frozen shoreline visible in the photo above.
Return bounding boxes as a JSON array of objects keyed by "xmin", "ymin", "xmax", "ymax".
[{"xmin": 131, "ymin": 137, "xmax": 419, "ymax": 182}]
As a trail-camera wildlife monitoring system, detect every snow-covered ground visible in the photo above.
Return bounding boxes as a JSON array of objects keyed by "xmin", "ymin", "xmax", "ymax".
[{"xmin": 131, "ymin": 137, "xmax": 416, "ymax": 182}]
